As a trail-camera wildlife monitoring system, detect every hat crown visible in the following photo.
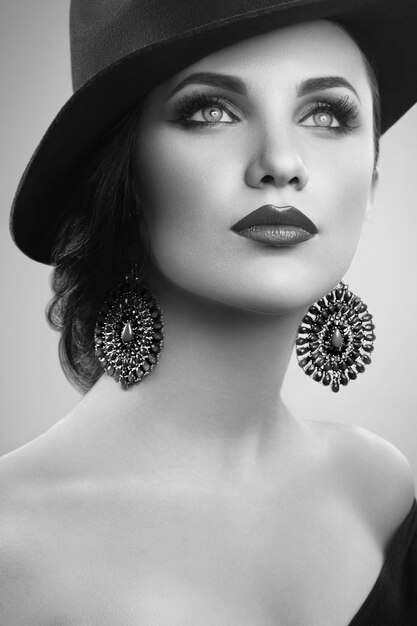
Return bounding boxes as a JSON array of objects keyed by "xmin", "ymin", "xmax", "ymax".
[
  {"xmin": 71, "ymin": 0, "xmax": 132, "ymax": 31},
  {"xmin": 70, "ymin": 0, "xmax": 163, "ymax": 89},
  {"xmin": 69, "ymin": 0, "xmax": 287, "ymax": 90}
]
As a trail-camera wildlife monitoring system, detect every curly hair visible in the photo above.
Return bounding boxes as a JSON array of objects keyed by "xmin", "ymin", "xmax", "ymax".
[
  {"xmin": 47, "ymin": 41, "xmax": 381, "ymax": 394},
  {"xmin": 47, "ymin": 102, "xmax": 148, "ymax": 393}
]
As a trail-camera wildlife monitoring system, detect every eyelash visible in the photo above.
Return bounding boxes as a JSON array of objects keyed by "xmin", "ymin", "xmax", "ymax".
[
  {"xmin": 172, "ymin": 92, "xmax": 239, "ymax": 126},
  {"xmin": 299, "ymin": 95, "xmax": 360, "ymax": 133},
  {"xmin": 172, "ymin": 91, "xmax": 360, "ymax": 133}
]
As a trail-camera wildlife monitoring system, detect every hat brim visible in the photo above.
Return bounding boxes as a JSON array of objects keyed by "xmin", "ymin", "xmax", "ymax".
[{"xmin": 10, "ymin": 0, "xmax": 417, "ymax": 264}]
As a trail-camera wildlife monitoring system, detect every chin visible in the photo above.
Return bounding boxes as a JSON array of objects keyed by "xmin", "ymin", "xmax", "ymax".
[
  {"xmin": 173, "ymin": 272, "xmax": 345, "ymax": 317},
  {"xmin": 220, "ymin": 285, "xmax": 335, "ymax": 316},
  {"xmin": 150, "ymin": 244, "xmax": 354, "ymax": 317},
  {"xmin": 221, "ymin": 266, "xmax": 350, "ymax": 316}
]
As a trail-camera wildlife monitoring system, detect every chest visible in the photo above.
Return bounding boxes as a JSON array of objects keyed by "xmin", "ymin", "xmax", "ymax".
[{"xmin": 21, "ymin": 492, "xmax": 384, "ymax": 625}]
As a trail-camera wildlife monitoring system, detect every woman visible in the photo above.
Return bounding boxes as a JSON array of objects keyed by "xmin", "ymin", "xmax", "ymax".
[{"xmin": 1, "ymin": 0, "xmax": 416, "ymax": 624}]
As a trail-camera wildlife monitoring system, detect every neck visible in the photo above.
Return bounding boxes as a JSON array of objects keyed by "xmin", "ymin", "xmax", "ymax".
[{"xmin": 84, "ymin": 273, "xmax": 308, "ymax": 478}]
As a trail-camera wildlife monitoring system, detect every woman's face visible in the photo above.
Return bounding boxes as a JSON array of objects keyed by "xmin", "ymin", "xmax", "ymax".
[{"xmin": 134, "ymin": 20, "xmax": 377, "ymax": 314}]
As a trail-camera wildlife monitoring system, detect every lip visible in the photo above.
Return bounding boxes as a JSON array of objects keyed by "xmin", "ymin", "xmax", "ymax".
[{"xmin": 231, "ymin": 205, "xmax": 318, "ymax": 247}]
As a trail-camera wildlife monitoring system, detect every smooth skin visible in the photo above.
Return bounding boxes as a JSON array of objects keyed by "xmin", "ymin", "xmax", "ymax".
[{"xmin": 0, "ymin": 20, "xmax": 414, "ymax": 625}]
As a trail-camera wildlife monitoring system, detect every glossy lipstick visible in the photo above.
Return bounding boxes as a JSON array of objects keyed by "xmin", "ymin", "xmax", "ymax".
[{"xmin": 231, "ymin": 205, "xmax": 318, "ymax": 246}]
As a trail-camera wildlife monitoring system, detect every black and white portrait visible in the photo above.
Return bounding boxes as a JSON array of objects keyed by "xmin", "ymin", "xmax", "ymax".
[{"xmin": 1, "ymin": 1, "xmax": 417, "ymax": 623}]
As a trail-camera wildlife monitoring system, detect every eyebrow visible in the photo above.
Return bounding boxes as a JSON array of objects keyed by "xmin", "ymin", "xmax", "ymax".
[
  {"xmin": 167, "ymin": 72, "xmax": 247, "ymax": 98},
  {"xmin": 167, "ymin": 71, "xmax": 360, "ymax": 101},
  {"xmin": 297, "ymin": 76, "xmax": 361, "ymax": 101}
]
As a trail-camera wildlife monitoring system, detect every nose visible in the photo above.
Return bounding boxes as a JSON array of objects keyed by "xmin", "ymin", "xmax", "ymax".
[{"xmin": 244, "ymin": 126, "xmax": 309, "ymax": 191}]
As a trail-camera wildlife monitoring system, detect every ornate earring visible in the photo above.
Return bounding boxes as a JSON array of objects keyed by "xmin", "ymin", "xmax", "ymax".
[
  {"xmin": 296, "ymin": 282, "xmax": 375, "ymax": 393},
  {"xmin": 94, "ymin": 274, "xmax": 164, "ymax": 390}
]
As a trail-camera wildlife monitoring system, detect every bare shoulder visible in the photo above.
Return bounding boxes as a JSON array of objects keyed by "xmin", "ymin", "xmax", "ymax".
[
  {"xmin": 0, "ymin": 461, "xmax": 35, "ymax": 620},
  {"xmin": 0, "ymin": 428, "xmax": 78, "ymax": 620},
  {"xmin": 310, "ymin": 420, "xmax": 415, "ymax": 539},
  {"xmin": 0, "ymin": 443, "xmax": 47, "ymax": 613}
]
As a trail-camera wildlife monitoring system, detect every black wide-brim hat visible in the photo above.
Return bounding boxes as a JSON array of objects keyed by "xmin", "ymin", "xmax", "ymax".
[{"xmin": 10, "ymin": 0, "xmax": 417, "ymax": 264}]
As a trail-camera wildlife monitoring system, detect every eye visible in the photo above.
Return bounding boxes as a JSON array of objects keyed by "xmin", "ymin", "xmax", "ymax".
[
  {"xmin": 298, "ymin": 96, "xmax": 360, "ymax": 133},
  {"xmin": 302, "ymin": 110, "xmax": 340, "ymax": 128},
  {"xmin": 171, "ymin": 92, "xmax": 239, "ymax": 127},
  {"xmin": 189, "ymin": 104, "xmax": 235, "ymax": 124}
]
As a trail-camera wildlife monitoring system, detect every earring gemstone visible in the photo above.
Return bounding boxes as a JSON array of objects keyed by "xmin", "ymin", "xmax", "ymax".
[
  {"xmin": 331, "ymin": 328, "xmax": 344, "ymax": 349},
  {"xmin": 121, "ymin": 322, "xmax": 134, "ymax": 343}
]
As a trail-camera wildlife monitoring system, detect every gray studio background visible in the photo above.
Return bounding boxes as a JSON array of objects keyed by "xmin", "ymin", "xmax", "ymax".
[{"xmin": 1, "ymin": 2, "xmax": 417, "ymax": 483}]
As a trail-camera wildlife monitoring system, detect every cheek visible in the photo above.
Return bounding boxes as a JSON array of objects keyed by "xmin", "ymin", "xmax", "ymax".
[
  {"xmin": 135, "ymin": 127, "xmax": 238, "ymax": 279},
  {"xmin": 313, "ymin": 140, "xmax": 375, "ymax": 268}
]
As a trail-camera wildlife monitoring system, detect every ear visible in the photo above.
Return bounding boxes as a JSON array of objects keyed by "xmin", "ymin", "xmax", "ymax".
[{"xmin": 364, "ymin": 167, "xmax": 379, "ymax": 224}]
